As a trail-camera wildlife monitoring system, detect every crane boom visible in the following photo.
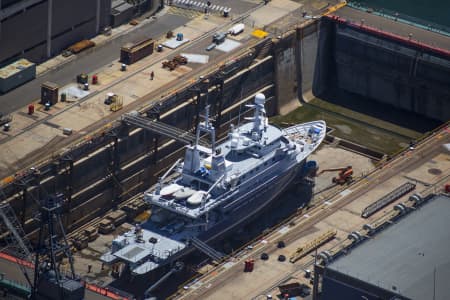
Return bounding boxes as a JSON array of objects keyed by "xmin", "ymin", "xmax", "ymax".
[{"xmin": 0, "ymin": 202, "xmax": 34, "ymax": 288}]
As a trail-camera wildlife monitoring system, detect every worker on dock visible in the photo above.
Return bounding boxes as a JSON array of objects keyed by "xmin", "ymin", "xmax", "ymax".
[{"xmin": 150, "ymin": 71, "xmax": 154, "ymax": 80}]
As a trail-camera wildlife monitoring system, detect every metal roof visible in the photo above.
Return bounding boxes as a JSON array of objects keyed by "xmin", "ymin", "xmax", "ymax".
[
  {"xmin": 0, "ymin": 59, "xmax": 35, "ymax": 79},
  {"xmin": 327, "ymin": 194, "xmax": 450, "ymax": 300}
]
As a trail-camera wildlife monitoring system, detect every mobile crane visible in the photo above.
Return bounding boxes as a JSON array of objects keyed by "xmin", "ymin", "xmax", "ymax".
[{"xmin": 316, "ymin": 166, "xmax": 353, "ymax": 185}]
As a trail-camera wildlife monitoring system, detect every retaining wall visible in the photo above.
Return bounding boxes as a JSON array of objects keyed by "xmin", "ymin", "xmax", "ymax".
[{"xmin": 313, "ymin": 16, "xmax": 450, "ymax": 122}]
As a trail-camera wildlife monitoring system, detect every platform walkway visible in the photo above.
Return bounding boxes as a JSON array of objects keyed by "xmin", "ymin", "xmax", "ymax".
[{"xmin": 333, "ymin": 6, "xmax": 450, "ymax": 54}]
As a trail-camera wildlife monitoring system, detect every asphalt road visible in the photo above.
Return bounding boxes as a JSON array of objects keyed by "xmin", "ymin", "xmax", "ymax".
[{"xmin": 0, "ymin": 13, "xmax": 190, "ymax": 115}]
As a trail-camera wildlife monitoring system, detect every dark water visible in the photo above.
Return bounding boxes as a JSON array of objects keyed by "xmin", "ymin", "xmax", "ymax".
[{"xmin": 350, "ymin": 0, "xmax": 450, "ymax": 28}]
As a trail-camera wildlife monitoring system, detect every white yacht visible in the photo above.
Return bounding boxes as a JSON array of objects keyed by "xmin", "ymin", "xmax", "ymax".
[{"xmin": 101, "ymin": 93, "xmax": 326, "ymax": 276}]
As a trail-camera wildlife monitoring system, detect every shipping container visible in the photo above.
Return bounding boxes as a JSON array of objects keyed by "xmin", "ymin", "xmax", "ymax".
[
  {"xmin": 120, "ymin": 38, "xmax": 154, "ymax": 65},
  {"xmin": 0, "ymin": 59, "xmax": 36, "ymax": 93},
  {"xmin": 41, "ymin": 81, "xmax": 59, "ymax": 105}
]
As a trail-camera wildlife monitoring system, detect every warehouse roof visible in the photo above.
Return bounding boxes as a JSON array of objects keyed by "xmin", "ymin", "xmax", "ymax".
[
  {"xmin": 0, "ymin": 59, "xmax": 35, "ymax": 79},
  {"xmin": 328, "ymin": 194, "xmax": 450, "ymax": 300}
]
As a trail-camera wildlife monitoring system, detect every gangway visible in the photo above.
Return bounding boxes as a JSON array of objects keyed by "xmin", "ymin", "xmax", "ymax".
[
  {"xmin": 361, "ymin": 182, "xmax": 416, "ymax": 218},
  {"xmin": 190, "ymin": 237, "xmax": 225, "ymax": 262},
  {"xmin": 122, "ymin": 114, "xmax": 210, "ymax": 147}
]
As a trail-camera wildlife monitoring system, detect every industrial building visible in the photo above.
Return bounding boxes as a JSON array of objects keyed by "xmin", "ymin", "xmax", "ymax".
[
  {"xmin": 0, "ymin": 0, "xmax": 112, "ymax": 65},
  {"xmin": 314, "ymin": 194, "xmax": 450, "ymax": 300}
]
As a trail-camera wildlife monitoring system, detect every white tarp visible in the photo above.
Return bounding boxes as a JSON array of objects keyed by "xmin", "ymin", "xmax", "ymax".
[
  {"xmin": 180, "ymin": 53, "xmax": 209, "ymax": 64},
  {"xmin": 60, "ymin": 84, "xmax": 90, "ymax": 101},
  {"xmin": 215, "ymin": 39, "xmax": 241, "ymax": 52},
  {"xmin": 162, "ymin": 37, "xmax": 190, "ymax": 49}
]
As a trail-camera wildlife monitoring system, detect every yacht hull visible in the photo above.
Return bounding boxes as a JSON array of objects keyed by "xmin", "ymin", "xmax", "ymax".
[{"xmin": 139, "ymin": 159, "xmax": 306, "ymax": 277}]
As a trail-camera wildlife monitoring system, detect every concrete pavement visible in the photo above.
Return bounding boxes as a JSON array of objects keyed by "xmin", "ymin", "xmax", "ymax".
[{"xmin": 0, "ymin": 13, "xmax": 190, "ymax": 115}]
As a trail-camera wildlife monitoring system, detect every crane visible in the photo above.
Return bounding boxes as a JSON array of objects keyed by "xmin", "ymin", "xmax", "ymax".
[
  {"xmin": 0, "ymin": 202, "xmax": 34, "ymax": 290},
  {"xmin": 0, "ymin": 193, "xmax": 84, "ymax": 300},
  {"xmin": 316, "ymin": 166, "xmax": 353, "ymax": 185}
]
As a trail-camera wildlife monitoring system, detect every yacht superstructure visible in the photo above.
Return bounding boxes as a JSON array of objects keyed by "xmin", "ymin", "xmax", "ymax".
[{"xmin": 101, "ymin": 93, "xmax": 326, "ymax": 275}]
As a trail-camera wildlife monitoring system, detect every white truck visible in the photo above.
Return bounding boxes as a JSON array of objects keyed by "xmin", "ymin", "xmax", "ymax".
[{"xmin": 228, "ymin": 23, "xmax": 245, "ymax": 36}]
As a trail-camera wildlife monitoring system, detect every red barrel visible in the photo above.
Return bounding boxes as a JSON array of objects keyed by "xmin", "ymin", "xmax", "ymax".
[
  {"xmin": 28, "ymin": 104, "xmax": 35, "ymax": 115},
  {"xmin": 244, "ymin": 259, "xmax": 254, "ymax": 272},
  {"xmin": 445, "ymin": 184, "xmax": 450, "ymax": 193},
  {"xmin": 92, "ymin": 74, "xmax": 98, "ymax": 84}
]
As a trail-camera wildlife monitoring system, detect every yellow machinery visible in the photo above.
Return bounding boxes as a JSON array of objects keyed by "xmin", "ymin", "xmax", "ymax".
[
  {"xmin": 289, "ymin": 229, "xmax": 337, "ymax": 263},
  {"xmin": 110, "ymin": 94, "xmax": 123, "ymax": 112},
  {"xmin": 252, "ymin": 29, "xmax": 268, "ymax": 39}
]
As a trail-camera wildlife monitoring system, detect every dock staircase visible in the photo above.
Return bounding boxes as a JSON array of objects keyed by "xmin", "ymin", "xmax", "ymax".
[
  {"xmin": 256, "ymin": 38, "xmax": 273, "ymax": 59},
  {"xmin": 190, "ymin": 237, "xmax": 225, "ymax": 262},
  {"xmin": 122, "ymin": 114, "xmax": 209, "ymax": 147}
]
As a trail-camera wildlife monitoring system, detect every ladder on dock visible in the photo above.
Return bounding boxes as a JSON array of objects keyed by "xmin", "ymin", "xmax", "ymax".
[
  {"xmin": 190, "ymin": 237, "xmax": 224, "ymax": 262},
  {"xmin": 122, "ymin": 114, "xmax": 209, "ymax": 147}
]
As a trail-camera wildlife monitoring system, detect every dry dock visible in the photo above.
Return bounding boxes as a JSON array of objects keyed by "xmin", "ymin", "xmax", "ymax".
[{"xmin": 0, "ymin": 0, "xmax": 450, "ymax": 299}]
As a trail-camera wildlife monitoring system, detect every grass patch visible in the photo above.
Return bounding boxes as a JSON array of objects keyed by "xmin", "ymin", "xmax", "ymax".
[{"xmin": 270, "ymin": 98, "xmax": 423, "ymax": 155}]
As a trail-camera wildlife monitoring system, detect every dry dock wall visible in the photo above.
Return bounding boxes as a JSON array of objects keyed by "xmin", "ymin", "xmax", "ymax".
[
  {"xmin": 0, "ymin": 46, "xmax": 276, "ymax": 238},
  {"xmin": 313, "ymin": 16, "xmax": 450, "ymax": 122},
  {"xmin": 273, "ymin": 21, "xmax": 320, "ymax": 111}
]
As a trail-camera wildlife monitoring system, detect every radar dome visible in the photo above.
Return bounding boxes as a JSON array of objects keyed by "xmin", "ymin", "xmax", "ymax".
[{"xmin": 255, "ymin": 93, "xmax": 266, "ymax": 105}]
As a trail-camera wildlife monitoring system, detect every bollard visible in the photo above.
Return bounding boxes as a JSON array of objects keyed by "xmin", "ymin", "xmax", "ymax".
[
  {"xmin": 28, "ymin": 104, "xmax": 35, "ymax": 115},
  {"xmin": 121, "ymin": 63, "xmax": 127, "ymax": 71}
]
